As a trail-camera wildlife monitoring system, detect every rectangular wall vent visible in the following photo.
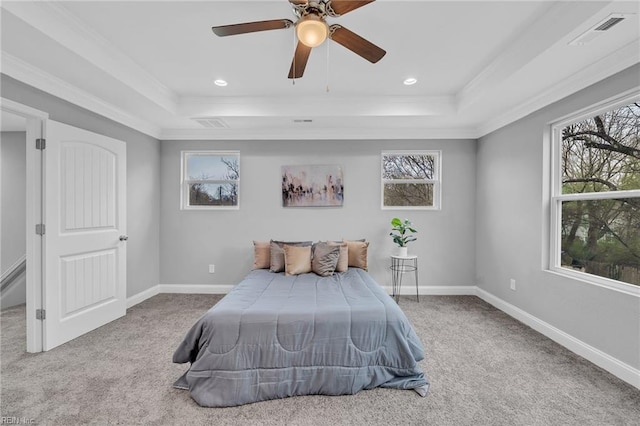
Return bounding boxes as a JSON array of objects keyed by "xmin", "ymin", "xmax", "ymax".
[
  {"xmin": 191, "ymin": 117, "xmax": 229, "ymax": 129},
  {"xmin": 293, "ymin": 119, "xmax": 313, "ymax": 123},
  {"xmin": 569, "ymin": 13, "xmax": 631, "ymax": 46}
]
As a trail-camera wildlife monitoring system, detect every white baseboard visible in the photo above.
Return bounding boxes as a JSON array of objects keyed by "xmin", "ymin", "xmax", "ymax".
[
  {"xmin": 126, "ymin": 286, "xmax": 159, "ymax": 309},
  {"xmin": 126, "ymin": 284, "xmax": 232, "ymax": 308},
  {"xmin": 157, "ymin": 284, "xmax": 234, "ymax": 294},
  {"xmin": 382, "ymin": 285, "xmax": 477, "ymax": 296},
  {"xmin": 127, "ymin": 284, "xmax": 475, "ymax": 307},
  {"xmin": 475, "ymin": 287, "xmax": 640, "ymax": 390},
  {"xmin": 125, "ymin": 283, "xmax": 639, "ymax": 390}
]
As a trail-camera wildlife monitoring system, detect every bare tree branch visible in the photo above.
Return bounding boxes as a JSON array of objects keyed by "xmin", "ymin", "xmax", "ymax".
[{"xmin": 563, "ymin": 177, "xmax": 618, "ymax": 190}]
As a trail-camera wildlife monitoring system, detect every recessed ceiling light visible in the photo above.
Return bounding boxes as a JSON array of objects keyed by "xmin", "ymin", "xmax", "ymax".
[
  {"xmin": 403, "ymin": 78, "xmax": 417, "ymax": 86},
  {"xmin": 214, "ymin": 79, "xmax": 228, "ymax": 87}
]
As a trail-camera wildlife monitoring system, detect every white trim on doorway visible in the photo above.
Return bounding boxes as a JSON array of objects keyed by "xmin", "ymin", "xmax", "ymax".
[{"xmin": 0, "ymin": 98, "xmax": 48, "ymax": 353}]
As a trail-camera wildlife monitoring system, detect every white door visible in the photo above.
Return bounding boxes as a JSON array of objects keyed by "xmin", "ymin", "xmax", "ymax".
[{"xmin": 43, "ymin": 121, "xmax": 126, "ymax": 350}]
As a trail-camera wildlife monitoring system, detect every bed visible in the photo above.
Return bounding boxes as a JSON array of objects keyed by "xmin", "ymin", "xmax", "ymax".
[{"xmin": 173, "ymin": 267, "xmax": 430, "ymax": 407}]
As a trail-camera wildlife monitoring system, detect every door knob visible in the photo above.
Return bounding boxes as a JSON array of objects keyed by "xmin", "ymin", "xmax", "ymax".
[{"xmin": 119, "ymin": 235, "xmax": 128, "ymax": 241}]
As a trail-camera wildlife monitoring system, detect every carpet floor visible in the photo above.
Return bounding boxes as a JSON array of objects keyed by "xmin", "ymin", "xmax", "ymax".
[{"xmin": 1, "ymin": 294, "xmax": 639, "ymax": 425}]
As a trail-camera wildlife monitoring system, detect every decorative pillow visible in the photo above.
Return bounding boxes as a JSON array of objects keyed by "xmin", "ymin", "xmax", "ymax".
[
  {"xmin": 312, "ymin": 242, "xmax": 340, "ymax": 277},
  {"xmin": 283, "ymin": 244, "xmax": 312, "ymax": 276},
  {"xmin": 252, "ymin": 241, "xmax": 271, "ymax": 269},
  {"xmin": 327, "ymin": 241, "xmax": 348, "ymax": 272},
  {"xmin": 344, "ymin": 239, "xmax": 369, "ymax": 270},
  {"xmin": 270, "ymin": 240, "xmax": 313, "ymax": 273}
]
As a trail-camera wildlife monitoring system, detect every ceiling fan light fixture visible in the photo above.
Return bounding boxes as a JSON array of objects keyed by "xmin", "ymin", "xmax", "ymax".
[{"xmin": 296, "ymin": 14, "xmax": 328, "ymax": 48}]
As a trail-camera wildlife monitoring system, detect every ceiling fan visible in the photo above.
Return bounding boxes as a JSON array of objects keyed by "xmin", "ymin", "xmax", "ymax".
[{"xmin": 212, "ymin": 0, "xmax": 386, "ymax": 79}]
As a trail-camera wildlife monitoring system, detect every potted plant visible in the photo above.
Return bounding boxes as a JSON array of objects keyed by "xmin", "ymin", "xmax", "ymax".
[{"xmin": 389, "ymin": 217, "xmax": 417, "ymax": 257}]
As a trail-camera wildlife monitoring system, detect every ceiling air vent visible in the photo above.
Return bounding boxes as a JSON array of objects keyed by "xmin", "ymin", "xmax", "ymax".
[
  {"xmin": 593, "ymin": 16, "xmax": 625, "ymax": 31},
  {"xmin": 293, "ymin": 119, "xmax": 313, "ymax": 123},
  {"xmin": 569, "ymin": 13, "xmax": 631, "ymax": 46},
  {"xmin": 191, "ymin": 117, "xmax": 229, "ymax": 129}
]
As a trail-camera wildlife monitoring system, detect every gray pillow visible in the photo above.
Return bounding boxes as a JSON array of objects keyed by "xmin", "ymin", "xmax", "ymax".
[
  {"xmin": 270, "ymin": 240, "xmax": 312, "ymax": 273},
  {"xmin": 312, "ymin": 242, "xmax": 340, "ymax": 277}
]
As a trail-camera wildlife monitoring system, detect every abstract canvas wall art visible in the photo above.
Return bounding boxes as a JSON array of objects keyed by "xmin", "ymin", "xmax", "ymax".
[{"xmin": 281, "ymin": 165, "xmax": 344, "ymax": 207}]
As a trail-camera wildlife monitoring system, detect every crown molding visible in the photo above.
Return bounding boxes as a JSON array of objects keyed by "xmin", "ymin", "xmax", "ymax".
[
  {"xmin": 0, "ymin": 97, "xmax": 49, "ymax": 120},
  {"xmin": 457, "ymin": 1, "xmax": 608, "ymax": 111},
  {"xmin": 6, "ymin": 35, "xmax": 636, "ymax": 142},
  {"xmin": 2, "ymin": 1, "xmax": 178, "ymax": 115},
  {"xmin": 2, "ymin": 51, "xmax": 472, "ymax": 141},
  {"xmin": 1, "ymin": 53, "xmax": 162, "ymax": 138},
  {"xmin": 477, "ymin": 40, "xmax": 640, "ymax": 138},
  {"xmin": 159, "ymin": 126, "xmax": 478, "ymax": 141},
  {"xmin": 2, "ymin": 0, "xmax": 635, "ymax": 143},
  {"xmin": 178, "ymin": 95, "xmax": 457, "ymax": 118}
]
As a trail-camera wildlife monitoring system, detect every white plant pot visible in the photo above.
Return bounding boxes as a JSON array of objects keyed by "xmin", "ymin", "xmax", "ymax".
[{"xmin": 397, "ymin": 246, "xmax": 408, "ymax": 257}]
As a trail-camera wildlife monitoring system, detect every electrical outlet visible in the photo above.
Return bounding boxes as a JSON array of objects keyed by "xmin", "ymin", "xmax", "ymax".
[
  {"xmin": 209, "ymin": 264, "xmax": 215, "ymax": 274},
  {"xmin": 510, "ymin": 278, "xmax": 516, "ymax": 291}
]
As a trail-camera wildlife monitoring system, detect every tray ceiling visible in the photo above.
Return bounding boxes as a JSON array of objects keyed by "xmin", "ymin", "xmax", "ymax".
[{"xmin": 1, "ymin": 1, "xmax": 638, "ymax": 140}]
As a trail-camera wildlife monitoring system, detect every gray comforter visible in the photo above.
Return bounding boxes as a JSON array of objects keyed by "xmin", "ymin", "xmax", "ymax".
[{"xmin": 173, "ymin": 268, "xmax": 429, "ymax": 407}]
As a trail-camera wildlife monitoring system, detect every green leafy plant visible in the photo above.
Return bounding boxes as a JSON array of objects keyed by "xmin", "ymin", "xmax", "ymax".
[{"xmin": 389, "ymin": 218, "xmax": 417, "ymax": 247}]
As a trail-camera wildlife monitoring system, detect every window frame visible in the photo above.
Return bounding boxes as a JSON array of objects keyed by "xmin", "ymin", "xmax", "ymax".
[
  {"xmin": 180, "ymin": 150, "xmax": 240, "ymax": 210},
  {"xmin": 548, "ymin": 90, "xmax": 640, "ymax": 295},
  {"xmin": 381, "ymin": 150, "xmax": 442, "ymax": 210}
]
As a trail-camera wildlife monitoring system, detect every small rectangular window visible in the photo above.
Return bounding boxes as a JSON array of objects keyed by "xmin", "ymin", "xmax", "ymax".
[
  {"xmin": 381, "ymin": 151, "xmax": 441, "ymax": 210},
  {"xmin": 181, "ymin": 151, "xmax": 240, "ymax": 209}
]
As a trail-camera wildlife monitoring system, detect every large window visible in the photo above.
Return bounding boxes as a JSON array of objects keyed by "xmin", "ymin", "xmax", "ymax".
[
  {"xmin": 181, "ymin": 151, "xmax": 240, "ymax": 209},
  {"xmin": 550, "ymin": 93, "xmax": 640, "ymax": 292},
  {"xmin": 381, "ymin": 151, "xmax": 441, "ymax": 210}
]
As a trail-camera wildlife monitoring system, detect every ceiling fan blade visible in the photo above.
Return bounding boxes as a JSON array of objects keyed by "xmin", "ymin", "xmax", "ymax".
[
  {"xmin": 327, "ymin": 1, "xmax": 375, "ymax": 16},
  {"xmin": 329, "ymin": 25, "xmax": 386, "ymax": 63},
  {"xmin": 288, "ymin": 42, "xmax": 313, "ymax": 79},
  {"xmin": 212, "ymin": 19, "xmax": 293, "ymax": 37}
]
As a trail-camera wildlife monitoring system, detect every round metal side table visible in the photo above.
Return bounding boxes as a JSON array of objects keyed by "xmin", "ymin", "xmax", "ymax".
[{"xmin": 390, "ymin": 255, "xmax": 419, "ymax": 303}]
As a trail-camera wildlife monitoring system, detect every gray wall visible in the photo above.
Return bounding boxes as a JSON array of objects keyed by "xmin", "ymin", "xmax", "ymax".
[
  {"xmin": 160, "ymin": 139, "xmax": 477, "ymax": 289},
  {"xmin": 476, "ymin": 64, "xmax": 640, "ymax": 369},
  {"xmin": 1, "ymin": 75, "xmax": 161, "ymax": 299},
  {"xmin": 1, "ymin": 131, "xmax": 27, "ymax": 308},
  {"xmin": 4, "ymin": 63, "xmax": 637, "ymax": 376}
]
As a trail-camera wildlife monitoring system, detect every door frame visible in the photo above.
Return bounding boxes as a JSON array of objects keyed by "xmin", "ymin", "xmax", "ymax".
[{"xmin": 1, "ymin": 98, "xmax": 48, "ymax": 353}]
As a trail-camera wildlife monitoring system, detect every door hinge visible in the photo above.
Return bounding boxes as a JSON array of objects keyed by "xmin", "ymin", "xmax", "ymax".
[
  {"xmin": 36, "ymin": 309, "xmax": 46, "ymax": 320},
  {"xmin": 36, "ymin": 138, "xmax": 46, "ymax": 150},
  {"xmin": 35, "ymin": 224, "xmax": 46, "ymax": 236}
]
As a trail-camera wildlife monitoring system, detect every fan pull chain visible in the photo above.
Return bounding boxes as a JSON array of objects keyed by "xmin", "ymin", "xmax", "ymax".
[
  {"xmin": 292, "ymin": 30, "xmax": 296, "ymax": 86},
  {"xmin": 326, "ymin": 40, "xmax": 330, "ymax": 93}
]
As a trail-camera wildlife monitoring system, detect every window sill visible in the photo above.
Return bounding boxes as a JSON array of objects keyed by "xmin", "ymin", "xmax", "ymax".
[
  {"xmin": 181, "ymin": 205, "xmax": 240, "ymax": 211},
  {"xmin": 545, "ymin": 267, "xmax": 640, "ymax": 297},
  {"xmin": 381, "ymin": 206, "xmax": 441, "ymax": 211}
]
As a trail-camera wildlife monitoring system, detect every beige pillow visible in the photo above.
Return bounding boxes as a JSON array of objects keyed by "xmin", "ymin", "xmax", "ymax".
[
  {"xmin": 284, "ymin": 245, "xmax": 312, "ymax": 276},
  {"xmin": 328, "ymin": 242, "xmax": 348, "ymax": 272},
  {"xmin": 252, "ymin": 241, "xmax": 271, "ymax": 269},
  {"xmin": 344, "ymin": 240, "xmax": 369, "ymax": 270},
  {"xmin": 270, "ymin": 240, "xmax": 312, "ymax": 273},
  {"xmin": 312, "ymin": 242, "xmax": 340, "ymax": 277}
]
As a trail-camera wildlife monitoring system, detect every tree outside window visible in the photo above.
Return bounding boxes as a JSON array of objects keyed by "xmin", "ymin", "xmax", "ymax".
[
  {"xmin": 181, "ymin": 151, "xmax": 240, "ymax": 209},
  {"xmin": 381, "ymin": 151, "xmax": 441, "ymax": 210},
  {"xmin": 553, "ymin": 98, "xmax": 640, "ymax": 287}
]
